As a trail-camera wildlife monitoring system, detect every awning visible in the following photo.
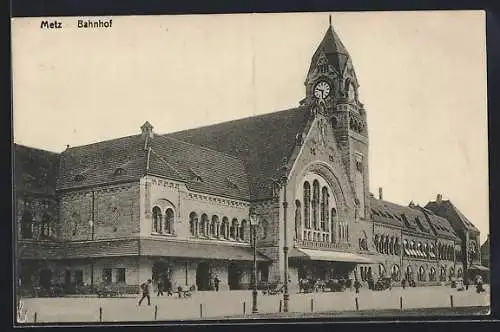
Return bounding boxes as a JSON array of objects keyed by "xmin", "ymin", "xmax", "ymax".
[
  {"xmin": 140, "ymin": 239, "xmax": 271, "ymax": 262},
  {"xmin": 289, "ymin": 248, "xmax": 376, "ymax": 264},
  {"xmin": 469, "ymin": 264, "xmax": 489, "ymax": 271}
]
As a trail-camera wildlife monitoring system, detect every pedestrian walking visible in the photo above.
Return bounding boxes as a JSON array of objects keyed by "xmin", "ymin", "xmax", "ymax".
[
  {"xmin": 138, "ymin": 279, "xmax": 152, "ymax": 306},
  {"xmin": 354, "ymin": 279, "xmax": 361, "ymax": 294},
  {"xmin": 157, "ymin": 279, "xmax": 164, "ymax": 296}
]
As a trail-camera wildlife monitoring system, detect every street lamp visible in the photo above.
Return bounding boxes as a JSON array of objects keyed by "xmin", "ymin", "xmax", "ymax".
[
  {"xmin": 279, "ymin": 159, "xmax": 290, "ymax": 313},
  {"xmin": 249, "ymin": 213, "xmax": 259, "ymax": 314}
]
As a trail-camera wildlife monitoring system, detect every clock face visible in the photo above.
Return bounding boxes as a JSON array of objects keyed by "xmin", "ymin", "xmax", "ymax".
[{"xmin": 314, "ymin": 81, "xmax": 331, "ymax": 99}]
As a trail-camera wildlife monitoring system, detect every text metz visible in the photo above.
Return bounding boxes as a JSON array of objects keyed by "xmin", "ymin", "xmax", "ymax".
[{"xmin": 40, "ymin": 20, "xmax": 63, "ymax": 29}]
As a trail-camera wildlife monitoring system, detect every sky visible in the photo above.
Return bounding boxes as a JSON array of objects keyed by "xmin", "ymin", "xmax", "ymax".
[{"xmin": 11, "ymin": 11, "xmax": 489, "ymax": 242}]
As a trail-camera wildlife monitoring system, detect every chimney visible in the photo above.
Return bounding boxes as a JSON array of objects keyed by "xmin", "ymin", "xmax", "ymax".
[
  {"xmin": 436, "ymin": 194, "xmax": 442, "ymax": 203},
  {"xmin": 378, "ymin": 187, "xmax": 383, "ymax": 200},
  {"xmin": 141, "ymin": 121, "xmax": 154, "ymax": 139}
]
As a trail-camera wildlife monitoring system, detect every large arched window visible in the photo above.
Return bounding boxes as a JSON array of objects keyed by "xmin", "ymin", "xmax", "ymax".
[
  {"xmin": 312, "ymin": 180, "xmax": 320, "ymax": 229},
  {"xmin": 303, "ymin": 182, "xmax": 311, "ymax": 229},
  {"xmin": 320, "ymin": 187, "xmax": 329, "ymax": 231},
  {"xmin": 211, "ymin": 215, "xmax": 219, "ymax": 237},
  {"xmin": 391, "ymin": 265, "xmax": 401, "ymax": 281},
  {"xmin": 164, "ymin": 208, "xmax": 174, "ymax": 234},
  {"xmin": 152, "ymin": 207, "xmax": 162, "ymax": 233}
]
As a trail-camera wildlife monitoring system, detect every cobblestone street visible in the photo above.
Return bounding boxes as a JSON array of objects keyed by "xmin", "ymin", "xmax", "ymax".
[{"xmin": 19, "ymin": 285, "xmax": 490, "ymax": 323}]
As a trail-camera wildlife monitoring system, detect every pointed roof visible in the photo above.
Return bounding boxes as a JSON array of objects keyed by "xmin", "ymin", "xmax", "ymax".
[
  {"xmin": 425, "ymin": 200, "xmax": 480, "ymax": 233},
  {"xmin": 307, "ymin": 24, "xmax": 352, "ymax": 77}
]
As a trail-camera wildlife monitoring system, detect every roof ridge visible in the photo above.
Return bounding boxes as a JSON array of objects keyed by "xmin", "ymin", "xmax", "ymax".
[
  {"xmin": 63, "ymin": 133, "xmax": 143, "ymax": 151},
  {"xmin": 14, "ymin": 143, "xmax": 60, "ymax": 155},
  {"xmin": 157, "ymin": 134, "xmax": 245, "ymax": 163},
  {"xmin": 165, "ymin": 107, "xmax": 305, "ymax": 137}
]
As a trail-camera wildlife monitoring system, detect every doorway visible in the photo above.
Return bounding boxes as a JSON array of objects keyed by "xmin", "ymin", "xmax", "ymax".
[
  {"xmin": 196, "ymin": 262, "xmax": 210, "ymax": 291},
  {"xmin": 64, "ymin": 270, "xmax": 71, "ymax": 288},
  {"xmin": 228, "ymin": 262, "xmax": 241, "ymax": 290},
  {"xmin": 39, "ymin": 269, "xmax": 52, "ymax": 289}
]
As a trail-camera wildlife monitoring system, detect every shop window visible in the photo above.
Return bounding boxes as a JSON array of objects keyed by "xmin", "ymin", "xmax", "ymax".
[
  {"xmin": 259, "ymin": 264, "xmax": 269, "ymax": 282},
  {"xmin": 418, "ymin": 266, "xmax": 426, "ymax": 282},
  {"xmin": 429, "ymin": 267, "xmax": 436, "ymax": 281},
  {"xmin": 391, "ymin": 265, "xmax": 401, "ymax": 281},
  {"xmin": 21, "ymin": 211, "xmax": 34, "ymax": 239},
  {"xmin": 379, "ymin": 264, "xmax": 386, "ymax": 277},
  {"xmin": 116, "ymin": 268, "xmax": 126, "ymax": 283}
]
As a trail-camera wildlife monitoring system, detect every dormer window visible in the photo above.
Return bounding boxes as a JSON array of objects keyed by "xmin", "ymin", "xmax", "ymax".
[
  {"xmin": 226, "ymin": 177, "xmax": 239, "ymax": 190},
  {"xmin": 74, "ymin": 174, "xmax": 85, "ymax": 182},
  {"xmin": 189, "ymin": 168, "xmax": 203, "ymax": 182},
  {"xmin": 114, "ymin": 168, "xmax": 126, "ymax": 176}
]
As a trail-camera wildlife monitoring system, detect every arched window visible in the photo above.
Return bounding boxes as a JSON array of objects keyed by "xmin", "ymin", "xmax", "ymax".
[
  {"xmin": 221, "ymin": 217, "xmax": 229, "ymax": 239},
  {"xmin": 395, "ymin": 238, "xmax": 400, "ymax": 255},
  {"xmin": 330, "ymin": 208, "xmax": 337, "ymax": 242},
  {"xmin": 164, "ymin": 208, "xmax": 174, "ymax": 234},
  {"xmin": 320, "ymin": 187, "xmax": 328, "ymax": 231},
  {"xmin": 423, "ymin": 243, "xmax": 428, "ymax": 258},
  {"xmin": 303, "ymin": 182, "xmax": 311, "ymax": 229},
  {"xmin": 440, "ymin": 266, "xmax": 446, "ymax": 281},
  {"xmin": 410, "ymin": 240, "xmax": 416, "ymax": 257},
  {"xmin": 260, "ymin": 219, "xmax": 268, "ymax": 239},
  {"xmin": 200, "ymin": 214, "xmax": 209, "ymax": 237},
  {"xmin": 240, "ymin": 220, "xmax": 247, "ymax": 241},
  {"xmin": 429, "ymin": 267, "xmax": 436, "ymax": 281},
  {"xmin": 405, "ymin": 266, "xmax": 413, "ymax": 281},
  {"xmin": 41, "ymin": 212, "xmax": 52, "ymax": 237},
  {"xmin": 385, "ymin": 236, "xmax": 390, "ymax": 254},
  {"xmin": 391, "ymin": 265, "xmax": 401, "ymax": 281},
  {"xmin": 21, "ymin": 211, "xmax": 34, "ymax": 239},
  {"xmin": 379, "ymin": 235, "xmax": 384, "ymax": 253},
  {"xmin": 189, "ymin": 212, "xmax": 198, "ymax": 236},
  {"xmin": 312, "ymin": 180, "xmax": 320, "ymax": 229},
  {"xmin": 418, "ymin": 266, "xmax": 426, "ymax": 282},
  {"xmin": 417, "ymin": 242, "xmax": 422, "ymax": 258},
  {"xmin": 152, "ymin": 207, "xmax": 162, "ymax": 233},
  {"xmin": 374, "ymin": 234, "xmax": 379, "ymax": 252},
  {"xmin": 403, "ymin": 239, "xmax": 408, "ymax": 256},
  {"xmin": 379, "ymin": 264, "xmax": 386, "ymax": 277},
  {"xmin": 230, "ymin": 218, "xmax": 238, "ymax": 239},
  {"xmin": 211, "ymin": 215, "xmax": 219, "ymax": 237}
]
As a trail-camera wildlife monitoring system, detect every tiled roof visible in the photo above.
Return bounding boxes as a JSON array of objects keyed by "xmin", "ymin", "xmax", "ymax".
[
  {"xmin": 425, "ymin": 200, "xmax": 480, "ymax": 233},
  {"xmin": 167, "ymin": 107, "xmax": 311, "ymax": 200},
  {"xmin": 57, "ymin": 135, "xmax": 147, "ymax": 190},
  {"xmin": 19, "ymin": 239, "xmax": 140, "ymax": 259},
  {"xmin": 149, "ymin": 135, "xmax": 249, "ymax": 200},
  {"xmin": 140, "ymin": 239, "xmax": 271, "ymax": 261},
  {"xmin": 56, "ymin": 130, "xmax": 250, "ymax": 199},
  {"xmin": 14, "ymin": 144, "xmax": 59, "ymax": 196},
  {"xmin": 418, "ymin": 207, "xmax": 459, "ymax": 240}
]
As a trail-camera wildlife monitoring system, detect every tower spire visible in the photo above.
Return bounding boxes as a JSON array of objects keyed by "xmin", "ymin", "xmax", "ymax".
[{"xmin": 329, "ymin": 14, "xmax": 332, "ymax": 27}]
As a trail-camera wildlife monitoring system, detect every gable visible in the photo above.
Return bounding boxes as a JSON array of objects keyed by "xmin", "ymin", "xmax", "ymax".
[{"xmin": 14, "ymin": 144, "xmax": 59, "ymax": 195}]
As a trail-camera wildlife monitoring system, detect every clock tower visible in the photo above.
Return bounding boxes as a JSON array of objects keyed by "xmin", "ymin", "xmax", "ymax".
[{"xmin": 303, "ymin": 18, "xmax": 370, "ymax": 220}]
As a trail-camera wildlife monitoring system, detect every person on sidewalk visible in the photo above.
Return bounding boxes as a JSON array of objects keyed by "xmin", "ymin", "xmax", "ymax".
[
  {"xmin": 213, "ymin": 276, "xmax": 220, "ymax": 292},
  {"xmin": 354, "ymin": 279, "xmax": 361, "ymax": 294},
  {"xmin": 157, "ymin": 279, "xmax": 164, "ymax": 296},
  {"xmin": 138, "ymin": 279, "xmax": 152, "ymax": 306}
]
